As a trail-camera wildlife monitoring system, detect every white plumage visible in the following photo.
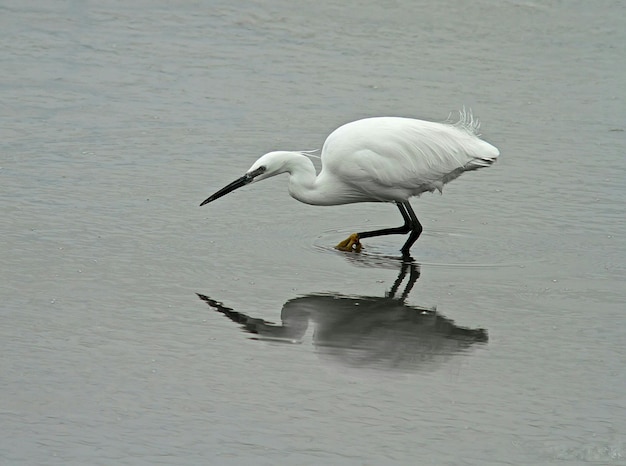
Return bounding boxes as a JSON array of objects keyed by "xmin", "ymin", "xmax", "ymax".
[
  {"xmin": 317, "ymin": 115, "xmax": 499, "ymax": 202},
  {"xmin": 201, "ymin": 111, "xmax": 499, "ymax": 255}
]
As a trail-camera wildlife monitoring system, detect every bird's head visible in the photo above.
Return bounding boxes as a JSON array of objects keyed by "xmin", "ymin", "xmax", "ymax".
[{"xmin": 199, "ymin": 151, "xmax": 292, "ymax": 206}]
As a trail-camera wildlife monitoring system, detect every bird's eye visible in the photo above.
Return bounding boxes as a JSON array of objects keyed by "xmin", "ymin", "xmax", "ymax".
[
  {"xmin": 252, "ymin": 166, "xmax": 266, "ymax": 176},
  {"xmin": 246, "ymin": 166, "xmax": 266, "ymax": 180}
]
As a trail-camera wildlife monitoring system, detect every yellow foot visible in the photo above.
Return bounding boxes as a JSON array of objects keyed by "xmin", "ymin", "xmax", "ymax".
[{"xmin": 335, "ymin": 233, "xmax": 362, "ymax": 253}]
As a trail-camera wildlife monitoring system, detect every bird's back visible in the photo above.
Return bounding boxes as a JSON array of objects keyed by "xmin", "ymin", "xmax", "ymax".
[{"xmin": 319, "ymin": 115, "xmax": 499, "ymax": 202}]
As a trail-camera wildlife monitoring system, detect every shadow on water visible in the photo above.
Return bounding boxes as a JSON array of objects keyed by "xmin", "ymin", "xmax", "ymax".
[{"xmin": 197, "ymin": 262, "xmax": 488, "ymax": 372}]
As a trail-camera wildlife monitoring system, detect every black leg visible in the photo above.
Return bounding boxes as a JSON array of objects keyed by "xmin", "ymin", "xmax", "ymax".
[
  {"xmin": 396, "ymin": 202, "xmax": 412, "ymax": 226},
  {"xmin": 399, "ymin": 202, "xmax": 422, "ymax": 256},
  {"xmin": 356, "ymin": 201, "xmax": 423, "ymax": 255},
  {"xmin": 358, "ymin": 202, "xmax": 412, "ymax": 238}
]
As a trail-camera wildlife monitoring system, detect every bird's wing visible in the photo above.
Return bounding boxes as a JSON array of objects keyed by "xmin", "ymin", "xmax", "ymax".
[{"xmin": 322, "ymin": 117, "xmax": 499, "ymax": 197}]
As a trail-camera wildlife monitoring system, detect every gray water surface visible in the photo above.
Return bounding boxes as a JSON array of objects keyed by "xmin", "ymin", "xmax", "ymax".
[{"xmin": 2, "ymin": 1, "xmax": 625, "ymax": 465}]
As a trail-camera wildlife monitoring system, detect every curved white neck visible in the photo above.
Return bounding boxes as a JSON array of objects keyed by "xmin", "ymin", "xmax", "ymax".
[
  {"xmin": 265, "ymin": 151, "xmax": 357, "ymax": 206},
  {"xmin": 283, "ymin": 153, "xmax": 324, "ymax": 205}
]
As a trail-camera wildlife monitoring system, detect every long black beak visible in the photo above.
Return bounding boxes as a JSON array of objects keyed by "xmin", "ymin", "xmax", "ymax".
[
  {"xmin": 200, "ymin": 175, "xmax": 251, "ymax": 206},
  {"xmin": 200, "ymin": 166, "xmax": 266, "ymax": 206}
]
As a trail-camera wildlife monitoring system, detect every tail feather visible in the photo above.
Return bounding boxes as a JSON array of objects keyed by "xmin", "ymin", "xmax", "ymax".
[
  {"xmin": 464, "ymin": 137, "xmax": 500, "ymax": 171},
  {"xmin": 464, "ymin": 157, "xmax": 496, "ymax": 170}
]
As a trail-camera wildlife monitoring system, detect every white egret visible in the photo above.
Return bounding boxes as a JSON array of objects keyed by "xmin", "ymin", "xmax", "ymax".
[{"xmin": 201, "ymin": 111, "xmax": 500, "ymax": 255}]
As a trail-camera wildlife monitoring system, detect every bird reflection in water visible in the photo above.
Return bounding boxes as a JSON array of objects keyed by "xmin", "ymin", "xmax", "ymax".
[{"xmin": 197, "ymin": 262, "xmax": 488, "ymax": 371}]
